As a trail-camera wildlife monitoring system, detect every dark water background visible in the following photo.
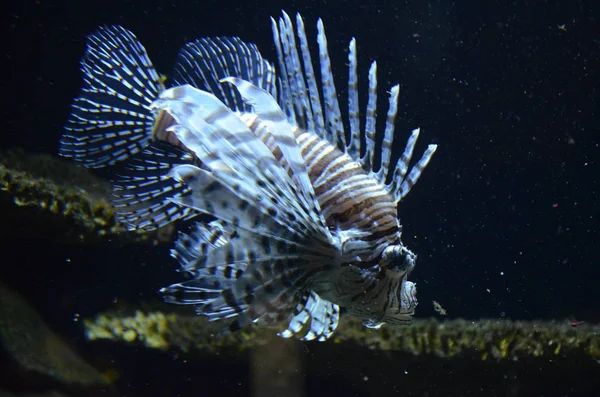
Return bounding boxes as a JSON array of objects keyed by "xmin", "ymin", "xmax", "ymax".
[{"xmin": 1, "ymin": 0, "xmax": 599, "ymax": 396}]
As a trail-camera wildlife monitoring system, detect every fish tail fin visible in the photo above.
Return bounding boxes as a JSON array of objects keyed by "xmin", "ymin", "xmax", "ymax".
[
  {"xmin": 109, "ymin": 34, "xmax": 280, "ymax": 231},
  {"xmin": 59, "ymin": 26, "xmax": 164, "ymax": 168}
]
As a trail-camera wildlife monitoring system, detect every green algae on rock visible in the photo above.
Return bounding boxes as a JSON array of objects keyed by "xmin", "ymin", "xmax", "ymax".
[
  {"xmin": 84, "ymin": 309, "xmax": 600, "ymax": 361},
  {"xmin": 0, "ymin": 149, "xmax": 173, "ymax": 244}
]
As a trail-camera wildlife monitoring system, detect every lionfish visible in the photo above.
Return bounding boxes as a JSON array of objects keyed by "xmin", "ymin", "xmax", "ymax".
[{"xmin": 59, "ymin": 12, "xmax": 437, "ymax": 341}]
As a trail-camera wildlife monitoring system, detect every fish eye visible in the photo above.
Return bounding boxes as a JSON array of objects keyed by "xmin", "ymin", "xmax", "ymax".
[{"xmin": 380, "ymin": 245, "xmax": 416, "ymax": 274}]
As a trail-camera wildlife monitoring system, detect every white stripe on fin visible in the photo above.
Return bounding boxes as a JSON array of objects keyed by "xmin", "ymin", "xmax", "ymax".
[
  {"xmin": 271, "ymin": 13, "xmax": 438, "ymax": 200},
  {"xmin": 316, "ymin": 18, "xmax": 345, "ymax": 149},
  {"xmin": 221, "ymin": 77, "xmax": 331, "ymax": 238},
  {"xmin": 386, "ymin": 128, "xmax": 438, "ymax": 203},
  {"xmin": 111, "ymin": 141, "xmax": 197, "ymax": 231},
  {"xmin": 347, "ymin": 38, "xmax": 361, "ymax": 160},
  {"xmin": 362, "ymin": 61, "xmax": 378, "ymax": 171},
  {"xmin": 294, "ymin": 14, "xmax": 326, "ymax": 139},
  {"xmin": 172, "ymin": 36, "xmax": 277, "ymax": 113},
  {"xmin": 396, "ymin": 144, "xmax": 438, "ymax": 202},
  {"xmin": 279, "ymin": 290, "xmax": 340, "ymax": 341},
  {"xmin": 276, "ymin": 13, "xmax": 312, "ymax": 131},
  {"xmin": 60, "ymin": 25, "xmax": 163, "ymax": 168},
  {"xmin": 270, "ymin": 18, "xmax": 297, "ymax": 126},
  {"xmin": 376, "ymin": 85, "xmax": 400, "ymax": 184}
]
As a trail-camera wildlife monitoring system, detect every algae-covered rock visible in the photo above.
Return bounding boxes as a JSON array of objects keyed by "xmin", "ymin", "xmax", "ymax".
[
  {"xmin": 83, "ymin": 309, "xmax": 600, "ymax": 362},
  {"xmin": 0, "ymin": 149, "xmax": 172, "ymax": 244}
]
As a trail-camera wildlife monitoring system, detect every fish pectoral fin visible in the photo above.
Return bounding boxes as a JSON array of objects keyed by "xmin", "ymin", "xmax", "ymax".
[
  {"xmin": 279, "ymin": 290, "xmax": 340, "ymax": 342},
  {"xmin": 111, "ymin": 141, "xmax": 198, "ymax": 231},
  {"xmin": 162, "ymin": 217, "xmax": 339, "ymax": 332}
]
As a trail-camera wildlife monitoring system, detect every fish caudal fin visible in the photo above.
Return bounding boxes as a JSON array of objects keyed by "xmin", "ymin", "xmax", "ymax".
[
  {"xmin": 59, "ymin": 26, "xmax": 164, "ymax": 168},
  {"xmin": 109, "ymin": 35, "xmax": 281, "ymax": 231},
  {"xmin": 154, "ymin": 81, "xmax": 340, "ymax": 334}
]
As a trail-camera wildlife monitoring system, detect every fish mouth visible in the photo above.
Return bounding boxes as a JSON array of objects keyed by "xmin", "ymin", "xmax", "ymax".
[{"xmin": 379, "ymin": 278, "xmax": 418, "ymax": 327}]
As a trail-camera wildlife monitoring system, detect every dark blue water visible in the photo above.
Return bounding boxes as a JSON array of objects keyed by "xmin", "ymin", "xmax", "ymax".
[{"xmin": 2, "ymin": 0, "xmax": 599, "ymax": 395}]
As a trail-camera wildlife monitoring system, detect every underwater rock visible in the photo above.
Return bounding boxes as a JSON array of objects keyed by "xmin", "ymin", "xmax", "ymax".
[
  {"xmin": 84, "ymin": 309, "xmax": 600, "ymax": 362},
  {"xmin": 0, "ymin": 149, "xmax": 173, "ymax": 244},
  {"xmin": 0, "ymin": 282, "xmax": 108, "ymax": 386}
]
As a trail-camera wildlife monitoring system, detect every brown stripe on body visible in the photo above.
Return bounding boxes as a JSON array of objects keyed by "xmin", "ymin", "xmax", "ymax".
[
  {"xmin": 240, "ymin": 113, "xmax": 401, "ymax": 260},
  {"xmin": 152, "ymin": 108, "xmax": 400, "ymax": 260},
  {"xmin": 297, "ymin": 131, "xmax": 401, "ymax": 261},
  {"xmin": 152, "ymin": 109, "xmax": 187, "ymax": 148}
]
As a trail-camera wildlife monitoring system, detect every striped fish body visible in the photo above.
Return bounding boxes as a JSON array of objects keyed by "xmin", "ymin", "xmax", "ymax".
[
  {"xmin": 58, "ymin": 11, "xmax": 438, "ymax": 341},
  {"xmin": 243, "ymin": 113, "xmax": 400, "ymax": 263},
  {"xmin": 152, "ymin": 78, "xmax": 421, "ymax": 334},
  {"xmin": 239, "ymin": 114, "xmax": 418, "ymax": 326},
  {"xmin": 152, "ymin": 111, "xmax": 401, "ymax": 255},
  {"xmin": 134, "ymin": 102, "xmax": 400, "ymax": 266}
]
